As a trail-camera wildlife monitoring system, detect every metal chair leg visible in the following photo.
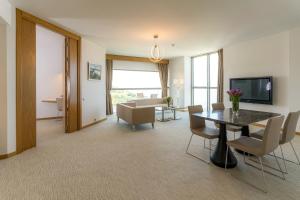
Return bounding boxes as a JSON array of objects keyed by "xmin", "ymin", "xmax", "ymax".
[
  {"xmin": 186, "ymin": 134, "xmax": 210, "ymax": 164},
  {"xmin": 290, "ymin": 141, "xmax": 300, "ymax": 165},
  {"xmin": 279, "ymin": 145, "xmax": 288, "ymax": 173},
  {"xmin": 209, "ymin": 140, "xmax": 212, "ymax": 157},
  {"xmin": 186, "ymin": 134, "xmax": 193, "ymax": 153},
  {"xmin": 273, "ymin": 151, "xmax": 285, "ymax": 180},
  {"xmin": 258, "ymin": 157, "xmax": 268, "ymax": 193}
]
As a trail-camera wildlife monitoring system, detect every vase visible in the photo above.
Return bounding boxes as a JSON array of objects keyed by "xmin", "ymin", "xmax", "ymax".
[{"xmin": 232, "ymin": 97, "xmax": 240, "ymax": 113}]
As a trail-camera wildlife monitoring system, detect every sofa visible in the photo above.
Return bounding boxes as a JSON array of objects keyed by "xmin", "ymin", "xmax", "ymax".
[
  {"xmin": 116, "ymin": 102, "xmax": 155, "ymax": 130},
  {"xmin": 129, "ymin": 98, "xmax": 167, "ymax": 107}
]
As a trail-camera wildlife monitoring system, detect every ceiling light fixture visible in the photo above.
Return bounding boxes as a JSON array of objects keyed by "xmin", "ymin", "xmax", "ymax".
[{"xmin": 149, "ymin": 34, "xmax": 163, "ymax": 63}]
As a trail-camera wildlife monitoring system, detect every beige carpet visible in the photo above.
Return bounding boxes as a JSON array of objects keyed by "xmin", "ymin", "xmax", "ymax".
[{"xmin": 0, "ymin": 113, "xmax": 300, "ymax": 200}]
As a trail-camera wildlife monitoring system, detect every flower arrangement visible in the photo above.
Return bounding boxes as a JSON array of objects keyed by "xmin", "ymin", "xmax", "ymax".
[
  {"xmin": 227, "ymin": 89, "xmax": 243, "ymax": 113},
  {"xmin": 164, "ymin": 96, "xmax": 173, "ymax": 107}
]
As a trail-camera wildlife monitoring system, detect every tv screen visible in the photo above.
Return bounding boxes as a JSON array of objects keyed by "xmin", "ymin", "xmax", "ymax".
[{"xmin": 230, "ymin": 77, "xmax": 273, "ymax": 105}]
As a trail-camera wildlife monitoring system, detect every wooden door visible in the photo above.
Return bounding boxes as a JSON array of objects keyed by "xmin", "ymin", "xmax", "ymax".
[
  {"xmin": 16, "ymin": 9, "xmax": 81, "ymax": 155},
  {"xmin": 65, "ymin": 38, "xmax": 80, "ymax": 133},
  {"xmin": 16, "ymin": 16, "xmax": 36, "ymax": 153}
]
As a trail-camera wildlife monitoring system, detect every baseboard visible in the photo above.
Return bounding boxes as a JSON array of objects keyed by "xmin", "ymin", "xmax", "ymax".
[
  {"xmin": 0, "ymin": 151, "xmax": 17, "ymax": 160},
  {"xmin": 252, "ymin": 123, "xmax": 300, "ymax": 136},
  {"xmin": 37, "ymin": 116, "xmax": 63, "ymax": 120},
  {"xmin": 81, "ymin": 118, "xmax": 107, "ymax": 129}
]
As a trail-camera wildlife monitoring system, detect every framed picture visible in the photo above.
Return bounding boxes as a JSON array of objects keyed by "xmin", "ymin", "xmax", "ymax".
[{"xmin": 88, "ymin": 62, "xmax": 102, "ymax": 80}]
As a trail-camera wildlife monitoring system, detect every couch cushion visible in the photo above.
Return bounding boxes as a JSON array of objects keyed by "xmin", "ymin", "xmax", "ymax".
[{"xmin": 132, "ymin": 98, "xmax": 164, "ymax": 106}]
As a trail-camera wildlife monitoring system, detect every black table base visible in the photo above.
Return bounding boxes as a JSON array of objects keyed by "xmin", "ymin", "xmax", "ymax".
[{"xmin": 210, "ymin": 123, "xmax": 237, "ymax": 168}]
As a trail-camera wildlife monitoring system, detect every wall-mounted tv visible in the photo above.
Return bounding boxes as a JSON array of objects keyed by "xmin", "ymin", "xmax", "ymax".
[{"xmin": 230, "ymin": 77, "xmax": 273, "ymax": 105}]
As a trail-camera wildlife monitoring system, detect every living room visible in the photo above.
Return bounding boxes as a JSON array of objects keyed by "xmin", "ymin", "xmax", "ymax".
[{"xmin": 0, "ymin": 0, "xmax": 300, "ymax": 199}]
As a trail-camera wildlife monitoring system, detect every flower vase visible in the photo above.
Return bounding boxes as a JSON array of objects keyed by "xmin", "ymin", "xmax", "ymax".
[{"xmin": 232, "ymin": 97, "xmax": 240, "ymax": 114}]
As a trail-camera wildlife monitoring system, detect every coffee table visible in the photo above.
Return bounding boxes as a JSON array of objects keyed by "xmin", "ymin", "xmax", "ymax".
[{"xmin": 156, "ymin": 106, "xmax": 181, "ymax": 122}]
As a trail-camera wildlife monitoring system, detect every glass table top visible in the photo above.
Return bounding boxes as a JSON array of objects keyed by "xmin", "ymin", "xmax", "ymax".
[{"xmin": 193, "ymin": 108, "xmax": 281, "ymax": 127}]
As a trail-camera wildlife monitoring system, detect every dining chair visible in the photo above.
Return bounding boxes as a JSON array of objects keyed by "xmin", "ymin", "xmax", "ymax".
[
  {"xmin": 225, "ymin": 115, "xmax": 285, "ymax": 193},
  {"xmin": 250, "ymin": 111, "xmax": 300, "ymax": 173},
  {"xmin": 186, "ymin": 105, "xmax": 219, "ymax": 164},
  {"xmin": 212, "ymin": 103, "xmax": 242, "ymax": 140}
]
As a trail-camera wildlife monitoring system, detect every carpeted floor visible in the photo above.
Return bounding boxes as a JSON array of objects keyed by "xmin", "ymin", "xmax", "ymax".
[{"xmin": 0, "ymin": 112, "xmax": 299, "ymax": 200}]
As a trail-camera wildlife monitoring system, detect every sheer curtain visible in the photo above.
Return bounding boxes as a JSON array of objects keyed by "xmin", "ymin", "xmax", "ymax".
[
  {"xmin": 106, "ymin": 59, "xmax": 113, "ymax": 115},
  {"xmin": 157, "ymin": 63, "xmax": 168, "ymax": 98},
  {"xmin": 217, "ymin": 49, "xmax": 224, "ymax": 103}
]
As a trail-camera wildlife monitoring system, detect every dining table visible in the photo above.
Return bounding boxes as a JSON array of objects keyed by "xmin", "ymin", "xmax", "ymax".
[{"xmin": 192, "ymin": 108, "xmax": 281, "ymax": 168}]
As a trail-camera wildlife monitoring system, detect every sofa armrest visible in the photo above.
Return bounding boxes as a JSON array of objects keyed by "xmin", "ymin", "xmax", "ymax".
[
  {"xmin": 132, "ymin": 107, "xmax": 155, "ymax": 124},
  {"xmin": 117, "ymin": 104, "xmax": 133, "ymax": 124}
]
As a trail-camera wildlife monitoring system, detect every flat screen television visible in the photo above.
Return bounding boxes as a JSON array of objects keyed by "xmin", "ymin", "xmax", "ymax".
[{"xmin": 230, "ymin": 77, "xmax": 273, "ymax": 105}]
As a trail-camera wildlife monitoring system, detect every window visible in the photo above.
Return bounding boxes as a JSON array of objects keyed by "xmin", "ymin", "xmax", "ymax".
[
  {"xmin": 111, "ymin": 69, "xmax": 162, "ymax": 106},
  {"xmin": 192, "ymin": 52, "xmax": 219, "ymax": 111}
]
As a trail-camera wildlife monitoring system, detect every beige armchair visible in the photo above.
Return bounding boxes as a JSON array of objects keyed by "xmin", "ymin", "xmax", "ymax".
[{"xmin": 116, "ymin": 103, "xmax": 155, "ymax": 130}]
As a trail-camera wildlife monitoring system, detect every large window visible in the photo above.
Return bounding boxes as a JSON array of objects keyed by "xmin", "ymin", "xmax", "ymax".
[
  {"xmin": 111, "ymin": 69, "xmax": 162, "ymax": 105},
  {"xmin": 192, "ymin": 52, "xmax": 219, "ymax": 111}
]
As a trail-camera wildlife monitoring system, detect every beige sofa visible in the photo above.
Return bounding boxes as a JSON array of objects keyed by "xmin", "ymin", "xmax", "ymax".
[
  {"xmin": 116, "ymin": 102, "xmax": 155, "ymax": 130},
  {"xmin": 129, "ymin": 98, "xmax": 167, "ymax": 107}
]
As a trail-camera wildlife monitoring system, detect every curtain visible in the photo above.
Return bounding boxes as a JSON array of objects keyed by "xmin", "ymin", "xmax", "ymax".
[
  {"xmin": 217, "ymin": 49, "xmax": 224, "ymax": 103},
  {"xmin": 157, "ymin": 63, "xmax": 169, "ymax": 98},
  {"xmin": 106, "ymin": 59, "xmax": 113, "ymax": 115}
]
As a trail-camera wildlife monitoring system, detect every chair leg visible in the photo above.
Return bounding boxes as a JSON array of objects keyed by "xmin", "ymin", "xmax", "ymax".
[
  {"xmin": 273, "ymin": 151, "xmax": 285, "ymax": 180},
  {"xmin": 258, "ymin": 157, "xmax": 268, "ymax": 193},
  {"xmin": 186, "ymin": 134, "xmax": 193, "ymax": 153},
  {"xmin": 290, "ymin": 141, "xmax": 300, "ymax": 165},
  {"xmin": 186, "ymin": 134, "xmax": 210, "ymax": 164},
  {"xmin": 279, "ymin": 145, "xmax": 288, "ymax": 173},
  {"xmin": 209, "ymin": 140, "xmax": 212, "ymax": 157}
]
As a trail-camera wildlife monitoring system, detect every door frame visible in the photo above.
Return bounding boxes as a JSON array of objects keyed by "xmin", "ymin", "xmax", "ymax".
[{"xmin": 16, "ymin": 9, "xmax": 82, "ymax": 153}]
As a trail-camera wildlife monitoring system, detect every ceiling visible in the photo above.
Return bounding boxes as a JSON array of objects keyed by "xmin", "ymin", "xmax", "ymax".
[{"xmin": 11, "ymin": 0, "xmax": 300, "ymax": 58}]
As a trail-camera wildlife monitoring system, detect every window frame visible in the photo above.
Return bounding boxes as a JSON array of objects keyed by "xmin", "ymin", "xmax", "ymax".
[{"xmin": 191, "ymin": 51, "xmax": 219, "ymax": 111}]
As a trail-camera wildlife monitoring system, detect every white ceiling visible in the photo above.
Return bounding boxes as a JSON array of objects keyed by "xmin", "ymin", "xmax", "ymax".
[{"xmin": 11, "ymin": 0, "xmax": 300, "ymax": 58}]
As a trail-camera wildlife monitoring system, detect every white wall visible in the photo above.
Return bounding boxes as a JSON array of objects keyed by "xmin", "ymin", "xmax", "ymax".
[
  {"xmin": 0, "ymin": 0, "xmax": 11, "ymax": 25},
  {"xmin": 36, "ymin": 25, "xmax": 65, "ymax": 119},
  {"xmin": 169, "ymin": 57, "xmax": 185, "ymax": 107},
  {"xmin": 289, "ymin": 27, "xmax": 300, "ymax": 130},
  {"xmin": 224, "ymin": 30, "xmax": 300, "ymax": 131},
  {"xmin": 6, "ymin": 6, "xmax": 16, "ymax": 153},
  {"xmin": 0, "ymin": 24, "xmax": 7, "ymax": 154},
  {"xmin": 81, "ymin": 38, "xmax": 106, "ymax": 127},
  {"xmin": 169, "ymin": 56, "xmax": 191, "ymax": 108},
  {"xmin": 224, "ymin": 32, "xmax": 290, "ymax": 115},
  {"xmin": 0, "ymin": 2, "xmax": 15, "ymax": 154},
  {"xmin": 113, "ymin": 60, "xmax": 158, "ymax": 71}
]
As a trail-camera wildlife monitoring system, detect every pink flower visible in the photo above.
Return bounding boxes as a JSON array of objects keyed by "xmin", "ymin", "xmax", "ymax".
[{"xmin": 227, "ymin": 88, "xmax": 243, "ymax": 97}]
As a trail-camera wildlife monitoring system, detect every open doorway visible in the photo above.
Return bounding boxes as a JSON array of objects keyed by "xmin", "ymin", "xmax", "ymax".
[
  {"xmin": 36, "ymin": 25, "xmax": 65, "ymax": 143},
  {"xmin": 16, "ymin": 9, "xmax": 81, "ymax": 154}
]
